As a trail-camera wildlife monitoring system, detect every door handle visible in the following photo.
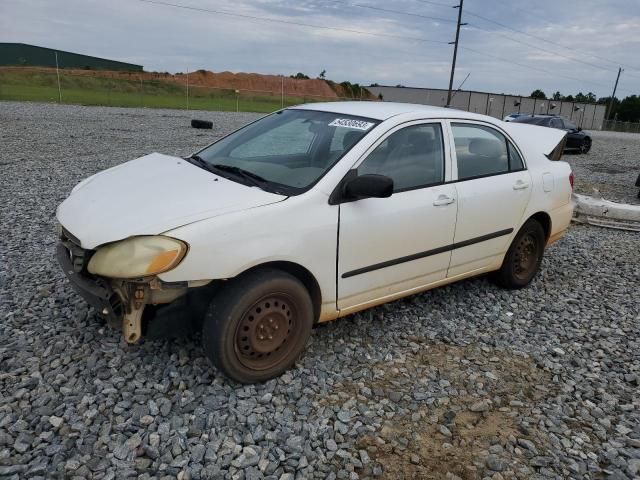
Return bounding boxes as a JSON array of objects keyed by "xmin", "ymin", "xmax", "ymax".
[
  {"xmin": 433, "ymin": 195, "xmax": 455, "ymax": 206},
  {"xmin": 513, "ymin": 180, "xmax": 530, "ymax": 190}
]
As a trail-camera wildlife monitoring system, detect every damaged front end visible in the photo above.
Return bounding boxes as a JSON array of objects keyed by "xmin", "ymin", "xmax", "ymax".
[{"xmin": 56, "ymin": 227, "xmax": 210, "ymax": 342}]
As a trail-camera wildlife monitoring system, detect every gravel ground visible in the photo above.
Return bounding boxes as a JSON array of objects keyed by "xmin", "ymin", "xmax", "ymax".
[
  {"xmin": 567, "ymin": 130, "xmax": 640, "ymax": 205},
  {"xmin": 0, "ymin": 101, "xmax": 639, "ymax": 480}
]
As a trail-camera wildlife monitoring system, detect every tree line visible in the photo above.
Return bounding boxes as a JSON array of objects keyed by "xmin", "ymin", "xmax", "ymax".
[
  {"xmin": 530, "ymin": 89, "xmax": 640, "ymax": 122},
  {"xmin": 290, "ymin": 71, "xmax": 372, "ymax": 99}
]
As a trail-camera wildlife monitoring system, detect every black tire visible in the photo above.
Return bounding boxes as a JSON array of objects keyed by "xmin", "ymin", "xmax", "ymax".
[
  {"xmin": 580, "ymin": 137, "xmax": 591, "ymax": 154},
  {"xmin": 191, "ymin": 119, "xmax": 213, "ymax": 129},
  {"xmin": 202, "ymin": 269, "xmax": 314, "ymax": 383},
  {"xmin": 491, "ymin": 219, "xmax": 545, "ymax": 289}
]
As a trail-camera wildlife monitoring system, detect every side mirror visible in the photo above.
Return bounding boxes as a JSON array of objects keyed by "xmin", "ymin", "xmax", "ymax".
[
  {"xmin": 577, "ymin": 127, "xmax": 582, "ymax": 132},
  {"xmin": 344, "ymin": 174, "xmax": 393, "ymax": 200}
]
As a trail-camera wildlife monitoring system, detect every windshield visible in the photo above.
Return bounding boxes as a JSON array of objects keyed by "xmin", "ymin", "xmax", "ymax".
[
  {"xmin": 194, "ymin": 109, "xmax": 379, "ymax": 195},
  {"xmin": 512, "ymin": 116, "xmax": 551, "ymax": 126}
]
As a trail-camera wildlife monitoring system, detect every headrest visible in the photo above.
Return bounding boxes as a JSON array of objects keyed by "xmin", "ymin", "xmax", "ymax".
[
  {"xmin": 342, "ymin": 130, "xmax": 361, "ymax": 150},
  {"xmin": 407, "ymin": 130, "xmax": 434, "ymax": 147},
  {"xmin": 469, "ymin": 138, "xmax": 502, "ymax": 157}
]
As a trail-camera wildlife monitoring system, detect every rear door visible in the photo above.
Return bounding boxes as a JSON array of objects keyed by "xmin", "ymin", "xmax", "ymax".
[
  {"xmin": 337, "ymin": 121, "xmax": 458, "ymax": 311},
  {"xmin": 447, "ymin": 121, "xmax": 531, "ymax": 277}
]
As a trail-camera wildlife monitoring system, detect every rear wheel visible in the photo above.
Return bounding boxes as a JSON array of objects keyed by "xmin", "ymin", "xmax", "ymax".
[
  {"xmin": 202, "ymin": 269, "xmax": 313, "ymax": 383},
  {"xmin": 491, "ymin": 219, "xmax": 545, "ymax": 289}
]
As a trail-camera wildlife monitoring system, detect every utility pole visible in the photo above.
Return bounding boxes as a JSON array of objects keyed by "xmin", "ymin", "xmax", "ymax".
[
  {"xmin": 606, "ymin": 67, "xmax": 622, "ymax": 121},
  {"xmin": 186, "ymin": 69, "xmax": 190, "ymax": 110},
  {"xmin": 446, "ymin": 0, "xmax": 466, "ymax": 107},
  {"xmin": 54, "ymin": 51, "xmax": 62, "ymax": 103}
]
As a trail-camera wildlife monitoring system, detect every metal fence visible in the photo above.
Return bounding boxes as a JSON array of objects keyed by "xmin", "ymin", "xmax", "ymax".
[
  {"xmin": 368, "ymin": 85, "xmax": 608, "ymax": 130},
  {"xmin": 0, "ymin": 68, "xmax": 357, "ymax": 113},
  {"xmin": 601, "ymin": 119, "xmax": 640, "ymax": 134}
]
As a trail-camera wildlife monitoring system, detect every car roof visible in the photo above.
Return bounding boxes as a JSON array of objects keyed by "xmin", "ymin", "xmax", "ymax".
[
  {"xmin": 291, "ymin": 101, "xmax": 567, "ymax": 159},
  {"xmin": 291, "ymin": 101, "xmax": 492, "ymax": 122}
]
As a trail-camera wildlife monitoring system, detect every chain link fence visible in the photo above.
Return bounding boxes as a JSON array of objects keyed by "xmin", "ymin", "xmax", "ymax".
[
  {"xmin": 0, "ymin": 68, "xmax": 357, "ymax": 113},
  {"xmin": 601, "ymin": 119, "xmax": 640, "ymax": 134}
]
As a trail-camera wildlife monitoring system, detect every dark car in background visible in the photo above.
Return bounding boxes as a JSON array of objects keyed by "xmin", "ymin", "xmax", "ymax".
[{"xmin": 512, "ymin": 115, "xmax": 592, "ymax": 153}]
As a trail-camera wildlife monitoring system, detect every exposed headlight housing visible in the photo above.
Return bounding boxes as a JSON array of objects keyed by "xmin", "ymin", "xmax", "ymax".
[{"xmin": 88, "ymin": 236, "xmax": 187, "ymax": 279}]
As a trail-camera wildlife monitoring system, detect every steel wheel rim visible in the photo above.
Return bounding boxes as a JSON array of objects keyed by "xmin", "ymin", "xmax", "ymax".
[
  {"xmin": 513, "ymin": 233, "xmax": 538, "ymax": 280},
  {"xmin": 234, "ymin": 293, "xmax": 298, "ymax": 371}
]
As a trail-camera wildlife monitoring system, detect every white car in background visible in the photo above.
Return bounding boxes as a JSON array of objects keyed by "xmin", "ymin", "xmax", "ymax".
[
  {"xmin": 503, "ymin": 113, "xmax": 527, "ymax": 122},
  {"xmin": 56, "ymin": 102, "xmax": 573, "ymax": 383}
]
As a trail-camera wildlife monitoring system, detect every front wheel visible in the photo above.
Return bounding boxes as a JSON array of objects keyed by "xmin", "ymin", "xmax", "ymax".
[
  {"xmin": 579, "ymin": 137, "xmax": 591, "ymax": 154},
  {"xmin": 491, "ymin": 219, "xmax": 545, "ymax": 289},
  {"xmin": 202, "ymin": 269, "xmax": 314, "ymax": 383}
]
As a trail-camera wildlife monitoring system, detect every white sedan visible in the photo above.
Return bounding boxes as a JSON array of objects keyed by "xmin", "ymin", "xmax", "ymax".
[{"xmin": 56, "ymin": 102, "xmax": 573, "ymax": 383}]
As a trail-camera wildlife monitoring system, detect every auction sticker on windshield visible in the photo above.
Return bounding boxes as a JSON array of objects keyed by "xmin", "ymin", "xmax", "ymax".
[{"xmin": 329, "ymin": 118, "xmax": 375, "ymax": 131}]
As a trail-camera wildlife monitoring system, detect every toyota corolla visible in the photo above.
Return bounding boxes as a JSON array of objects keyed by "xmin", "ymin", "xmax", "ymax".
[{"xmin": 56, "ymin": 102, "xmax": 573, "ymax": 383}]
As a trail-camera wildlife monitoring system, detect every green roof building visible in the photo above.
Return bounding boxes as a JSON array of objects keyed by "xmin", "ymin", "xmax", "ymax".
[{"xmin": 0, "ymin": 43, "xmax": 143, "ymax": 71}]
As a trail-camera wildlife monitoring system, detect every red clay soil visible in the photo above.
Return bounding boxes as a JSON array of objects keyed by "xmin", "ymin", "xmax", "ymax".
[
  {"xmin": 1, "ymin": 66, "xmax": 374, "ymax": 100},
  {"xmin": 175, "ymin": 69, "xmax": 338, "ymax": 98}
]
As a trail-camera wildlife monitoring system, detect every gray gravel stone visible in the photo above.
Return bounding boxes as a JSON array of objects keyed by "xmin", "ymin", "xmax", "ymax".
[
  {"xmin": 486, "ymin": 454, "xmax": 505, "ymax": 472},
  {"xmin": 469, "ymin": 400, "xmax": 491, "ymax": 412},
  {"xmin": 0, "ymin": 101, "xmax": 638, "ymax": 479},
  {"xmin": 567, "ymin": 130, "xmax": 640, "ymax": 205}
]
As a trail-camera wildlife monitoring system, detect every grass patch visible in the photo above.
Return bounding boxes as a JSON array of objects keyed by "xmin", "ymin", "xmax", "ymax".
[{"xmin": 0, "ymin": 70, "xmax": 321, "ymax": 113}]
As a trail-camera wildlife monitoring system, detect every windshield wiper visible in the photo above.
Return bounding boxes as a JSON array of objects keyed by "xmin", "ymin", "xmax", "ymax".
[
  {"xmin": 185, "ymin": 154, "xmax": 218, "ymax": 173},
  {"xmin": 209, "ymin": 164, "xmax": 268, "ymax": 186},
  {"xmin": 186, "ymin": 156, "xmax": 274, "ymax": 190}
]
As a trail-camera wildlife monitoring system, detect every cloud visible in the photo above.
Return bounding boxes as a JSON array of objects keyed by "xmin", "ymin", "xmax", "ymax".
[{"xmin": 1, "ymin": 0, "xmax": 638, "ymax": 97}]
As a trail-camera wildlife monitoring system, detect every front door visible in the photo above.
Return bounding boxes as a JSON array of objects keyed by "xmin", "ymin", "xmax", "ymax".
[
  {"xmin": 337, "ymin": 121, "xmax": 458, "ymax": 311},
  {"xmin": 447, "ymin": 121, "xmax": 532, "ymax": 277}
]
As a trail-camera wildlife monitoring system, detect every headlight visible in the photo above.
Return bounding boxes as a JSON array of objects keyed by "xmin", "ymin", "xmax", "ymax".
[{"xmin": 88, "ymin": 236, "xmax": 187, "ymax": 279}]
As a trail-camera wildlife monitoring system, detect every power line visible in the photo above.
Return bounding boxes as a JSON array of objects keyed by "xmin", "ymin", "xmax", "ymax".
[
  {"xmin": 464, "ymin": 8, "xmax": 640, "ymax": 74},
  {"xmin": 321, "ymin": 0, "xmax": 456, "ymax": 24},
  {"xmin": 464, "ymin": 23, "xmax": 613, "ymax": 73},
  {"xmin": 412, "ymin": 0, "xmax": 457, "ymax": 8},
  {"xmin": 325, "ymin": 0, "xmax": 635, "ymax": 87},
  {"xmin": 490, "ymin": 0, "xmax": 542, "ymax": 18},
  {"xmin": 138, "ymin": 0, "xmax": 636, "ymax": 96},
  {"xmin": 386, "ymin": 0, "xmax": 639, "ymax": 84},
  {"xmin": 137, "ymin": 0, "xmax": 451, "ymax": 45},
  {"xmin": 460, "ymin": 46, "xmax": 635, "ymax": 96}
]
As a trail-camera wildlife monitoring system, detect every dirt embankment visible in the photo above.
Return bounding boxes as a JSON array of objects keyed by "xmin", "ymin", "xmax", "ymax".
[
  {"xmin": 0, "ymin": 66, "xmax": 375, "ymax": 100},
  {"xmin": 173, "ymin": 69, "xmax": 338, "ymax": 98}
]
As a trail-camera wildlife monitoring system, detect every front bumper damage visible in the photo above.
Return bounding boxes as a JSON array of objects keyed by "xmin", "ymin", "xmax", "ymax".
[{"xmin": 56, "ymin": 231, "xmax": 209, "ymax": 343}]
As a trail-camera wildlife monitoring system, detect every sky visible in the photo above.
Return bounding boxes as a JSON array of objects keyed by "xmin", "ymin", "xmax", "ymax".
[{"xmin": 2, "ymin": 0, "xmax": 640, "ymax": 98}]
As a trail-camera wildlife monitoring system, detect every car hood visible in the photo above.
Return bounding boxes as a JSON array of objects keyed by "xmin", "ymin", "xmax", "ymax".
[{"xmin": 57, "ymin": 153, "xmax": 287, "ymax": 249}]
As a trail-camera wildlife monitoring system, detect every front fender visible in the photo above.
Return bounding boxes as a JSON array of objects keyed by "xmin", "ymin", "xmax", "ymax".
[{"xmin": 158, "ymin": 190, "xmax": 339, "ymax": 306}]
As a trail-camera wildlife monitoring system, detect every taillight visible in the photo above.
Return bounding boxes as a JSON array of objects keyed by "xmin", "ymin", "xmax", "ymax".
[{"xmin": 569, "ymin": 172, "xmax": 574, "ymax": 189}]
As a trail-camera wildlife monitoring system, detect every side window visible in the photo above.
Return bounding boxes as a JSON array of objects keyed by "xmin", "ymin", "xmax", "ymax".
[
  {"xmin": 230, "ymin": 118, "xmax": 316, "ymax": 158},
  {"xmin": 550, "ymin": 118, "xmax": 562, "ymax": 129},
  {"xmin": 563, "ymin": 119, "xmax": 577, "ymax": 130},
  {"xmin": 452, "ymin": 123, "xmax": 509, "ymax": 180},
  {"xmin": 508, "ymin": 141, "xmax": 525, "ymax": 170},
  {"xmin": 358, "ymin": 124, "xmax": 445, "ymax": 192}
]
